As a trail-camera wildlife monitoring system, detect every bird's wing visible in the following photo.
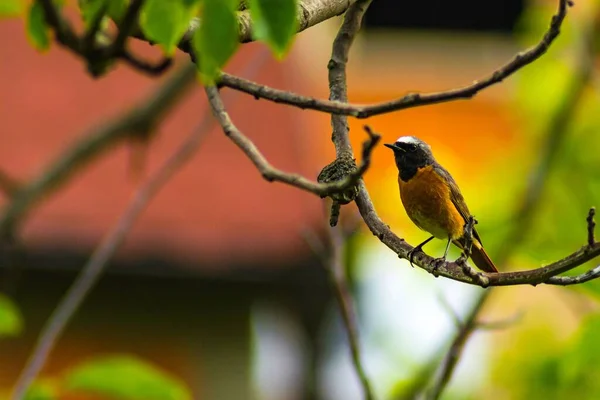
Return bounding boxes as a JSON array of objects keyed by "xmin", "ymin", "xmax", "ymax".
[{"xmin": 433, "ymin": 164, "xmax": 484, "ymax": 244}]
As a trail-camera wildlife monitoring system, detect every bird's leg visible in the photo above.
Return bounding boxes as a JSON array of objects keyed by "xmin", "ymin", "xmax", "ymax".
[
  {"xmin": 431, "ymin": 237, "xmax": 452, "ymax": 276},
  {"xmin": 407, "ymin": 236, "xmax": 434, "ymax": 267}
]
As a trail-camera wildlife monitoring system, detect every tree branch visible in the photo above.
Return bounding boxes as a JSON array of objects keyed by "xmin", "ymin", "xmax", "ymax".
[
  {"xmin": 218, "ymin": 0, "xmax": 570, "ymax": 117},
  {"xmin": 39, "ymin": 0, "xmax": 172, "ymax": 77},
  {"xmin": 424, "ymin": 292, "xmax": 490, "ymax": 400},
  {"xmin": 9, "ymin": 88, "xmax": 215, "ymax": 400},
  {"xmin": 0, "ymin": 169, "xmax": 20, "ymax": 198},
  {"xmin": 173, "ymin": 0, "xmax": 356, "ymax": 46},
  {"xmin": 325, "ymin": 1, "xmax": 375, "ymax": 398},
  {"xmin": 9, "ymin": 48, "xmax": 271, "ymax": 400},
  {"xmin": 422, "ymin": 6, "xmax": 599, "ymax": 396},
  {"xmin": 304, "ymin": 216, "xmax": 374, "ymax": 400},
  {"xmin": 588, "ymin": 207, "xmax": 596, "ymax": 247},
  {"xmin": 0, "ymin": 63, "xmax": 197, "ymax": 237},
  {"xmin": 203, "ymin": 86, "xmax": 378, "ymax": 198}
]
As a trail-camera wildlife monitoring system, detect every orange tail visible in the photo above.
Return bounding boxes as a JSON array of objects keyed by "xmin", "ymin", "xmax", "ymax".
[{"xmin": 469, "ymin": 241, "xmax": 498, "ymax": 273}]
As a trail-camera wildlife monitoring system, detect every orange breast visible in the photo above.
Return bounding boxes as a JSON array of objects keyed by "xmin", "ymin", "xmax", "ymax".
[{"xmin": 398, "ymin": 165, "xmax": 465, "ymax": 239}]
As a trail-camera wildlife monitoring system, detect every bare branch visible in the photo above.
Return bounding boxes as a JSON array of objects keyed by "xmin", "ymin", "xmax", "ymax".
[
  {"xmin": 118, "ymin": 53, "xmax": 173, "ymax": 76},
  {"xmin": 324, "ymin": 1, "xmax": 375, "ymax": 399},
  {"xmin": 546, "ymin": 264, "xmax": 600, "ymax": 285},
  {"xmin": 588, "ymin": 207, "xmax": 596, "ymax": 247},
  {"xmin": 174, "ymin": 0, "xmax": 357, "ymax": 45},
  {"xmin": 204, "ymin": 86, "xmax": 378, "ymax": 198},
  {"xmin": 9, "ymin": 89, "xmax": 214, "ymax": 400},
  {"xmin": 422, "ymin": 6, "xmax": 600, "ymax": 397},
  {"xmin": 304, "ymin": 215, "xmax": 374, "ymax": 400},
  {"xmin": 9, "ymin": 49, "xmax": 271, "ymax": 400},
  {"xmin": 0, "ymin": 169, "xmax": 20, "ymax": 197},
  {"xmin": 218, "ymin": 0, "xmax": 570, "ymax": 117},
  {"xmin": 109, "ymin": 0, "xmax": 145, "ymax": 55},
  {"xmin": 0, "ymin": 63, "xmax": 196, "ymax": 237},
  {"xmin": 326, "ymin": 224, "xmax": 374, "ymax": 400},
  {"xmin": 424, "ymin": 292, "xmax": 490, "ymax": 400}
]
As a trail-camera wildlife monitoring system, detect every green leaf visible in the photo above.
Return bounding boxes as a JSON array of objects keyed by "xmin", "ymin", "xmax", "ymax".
[
  {"xmin": 192, "ymin": 0, "xmax": 238, "ymax": 83},
  {"xmin": 249, "ymin": 0, "xmax": 297, "ymax": 58},
  {"xmin": 0, "ymin": 0, "xmax": 24, "ymax": 18},
  {"xmin": 106, "ymin": 0, "xmax": 128, "ymax": 22},
  {"xmin": 26, "ymin": 1, "xmax": 50, "ymax": 51},
  {"xmin": 64, "ymin": 354, "xmax": 192, "ymax": 400},
  {"xmin": 0, "ymin": 294, "xmax": 23, "ymax": 337},
  {"xmin": 140, "ymin": 0, "xmax": 199, "ymax": 55},
  {"xmin": 23, "ymin": 380, "xmax": 59, "ymax": 400}
]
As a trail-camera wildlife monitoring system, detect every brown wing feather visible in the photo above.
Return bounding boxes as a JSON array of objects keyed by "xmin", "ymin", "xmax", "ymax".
[
  {"xmin": 433, "ymin": 164, "xmax": 483, "ymax": 243},
  {"xmin": 433, "ymin": 164, "xmax": 498, "ymax": 272}
]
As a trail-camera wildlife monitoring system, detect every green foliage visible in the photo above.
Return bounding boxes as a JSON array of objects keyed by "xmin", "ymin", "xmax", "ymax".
[
  {"xmin": 0, "ymin": 294, "xmax": 23, "ymax": 337},
  {"xmin": 249, "ymin": 0, "xmax": 298, "ymax": 58},
  {"xmin": 192, "ymin": 0, "xmax": 239, "ymax": 82},
  {"xmin": 23, "ymin": 380, "xmax": 59, "ymax": 400},
  {"xmin": 78, "ymin": 0, "xmax": 127, "ymax": 26},
  {"xmin": 0, "ymin": 0, "xmax": 23, "ymax": 18},
  {"xmin": 64, "ymin": 355, "xmax": 192, "ymax": 400},
  {"xmin": 495, "ymin": 314, "xmax": 600, "ymax": 399},
  {"xmin": 139, "ymin": 0, "xmax": 200, "ymax": 55},
  {"xmin": 26, "ymin": 1, "xmax": 50, "ymax": 51}
]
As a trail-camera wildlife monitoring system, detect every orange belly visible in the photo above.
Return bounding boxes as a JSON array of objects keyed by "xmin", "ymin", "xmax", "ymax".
[{"xmin": 398, "ymin": 165, "xmax": 465, "ymax": 240}]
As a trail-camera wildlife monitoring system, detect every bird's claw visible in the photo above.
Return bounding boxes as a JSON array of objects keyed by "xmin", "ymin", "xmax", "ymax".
[
  {"xmin": 407, "ymin": 246, "xmax": 424, "ymax": 267},
  {"xmin": 430, "ymin": 257, "xmax": 446, "ymax": 277}
]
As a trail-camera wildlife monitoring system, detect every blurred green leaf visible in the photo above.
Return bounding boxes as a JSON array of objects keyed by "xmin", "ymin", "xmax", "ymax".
[
  {"xmin": 140, "ymin": 0, "xmax": 199, "ymax": 55},
  {"xmin": 26, "ymin": 1, "xmax": 50, "ymax": 51},
  {"xmin": 249, "ymin": 0, "xmax": 297, "ymax": 58},
  {"xmin": 23, "ymin": 380, "xmax": 59, "ymax": 400},
  {"xmin": 106, "ymin": 0, "xmax": 128, "ymax": 22},
  {"xmin": 0, "ymin": 0, "xmax": 23, "ymax": 18},
  {"xmin": 192, "ymin": 0, "xmax": 238, "ymax": 82},
  {"xmin": 78, "ymin": 0, "xmax": 126, "ymax": 26},
  {"xmin": 0, "ymin": 294, "xmax": 23, "ymax": 337},
  {"xmin": 64, "ymin": 354, "xmax": 191, "ymax": 400}
]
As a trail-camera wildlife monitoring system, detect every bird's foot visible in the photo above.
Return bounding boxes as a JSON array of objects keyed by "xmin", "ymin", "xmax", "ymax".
[
  {"xmin": 430, "ymin": 257, "xmax": 446, "ymax": 277},
  {"xmin": 407, "ymin": 245, "xmax": 426, "ymax": 267}
]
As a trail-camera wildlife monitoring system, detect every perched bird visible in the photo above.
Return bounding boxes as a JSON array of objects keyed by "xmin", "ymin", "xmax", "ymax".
[{"xmin": 384, "ymin": 136, "xmax": 498, "ymax": 273}]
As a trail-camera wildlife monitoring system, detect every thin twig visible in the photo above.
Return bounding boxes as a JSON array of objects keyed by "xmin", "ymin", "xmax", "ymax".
[
  {"xmin": 326, "ymin": 224, "xmax": 374, "ymax": 400},
  {"xmin": 218, "ymin": 0, "xmax": 569, "ymax": 118},
  {"xmin": 424, "ymin": 292, "xmax": 490, "ymax": 400},
  {"xmin": 303, "ymin": 216, "xmax": 374, "ymax": 400},
  {"xmin": 0, "ymin": 63, "xmax": 197, "ymax": 236},
  {"xmin": 119, "ymin": 52, "xmax": 173, "ymax": 76},
  {"xmin": 423, "ymin": 5, "xmax": 599, "ymax": 397},
  {"xmin": 0, "ymin": 169, "xmax": 20, "ymax": 197},
  {"xmin": 81, "ymin": 1, "xmax": 107, "ymax": 53},
  {"xmin": 203, "ymin": 86, "xmax": 378, "ymax": 198},
  {"xmin": 546, "ymin": 265, "xmax": 600, "ymax": 285},
  {"xmin": 326, "ymin": 1, "xmax": 375, "ymax": 398},
  {"xmin": 9, "ymin": 49, "xmax": 271, "ymax": 399},
  {"xmin": 38, "ymin": 0, "xmax": 79, "ymax": 50},
  {"xmin": 109, "ymin": 0, "xmax": 145, "ymax": 55},
  {"xmin": 9, "ymin": 88, "xmax": 214, "ymax": 400},
  {"xmin": 588, "ymin": 207, "xmax": 596, "ymax": 247}
]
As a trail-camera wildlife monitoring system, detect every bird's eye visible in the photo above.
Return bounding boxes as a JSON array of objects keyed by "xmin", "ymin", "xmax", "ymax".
[{"xmin": 408, "ymin": 143, "xmax": 418, "ymax": 152}]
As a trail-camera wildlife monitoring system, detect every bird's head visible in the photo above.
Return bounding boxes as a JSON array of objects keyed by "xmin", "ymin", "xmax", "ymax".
[{"xmin": 384, "ymin": 136, "xmax": 435, "ymax": 174}]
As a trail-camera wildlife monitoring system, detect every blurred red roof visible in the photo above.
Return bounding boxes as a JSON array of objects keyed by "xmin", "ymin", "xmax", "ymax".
[{"xmin": 0, "ymin": 20, "xmax": 330, "ymax": 273}]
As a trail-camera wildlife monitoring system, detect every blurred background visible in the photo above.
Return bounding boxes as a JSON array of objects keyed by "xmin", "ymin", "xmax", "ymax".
[{"xmin": 1, "ymin": 0, "xmax": 600, "ymax": 398}]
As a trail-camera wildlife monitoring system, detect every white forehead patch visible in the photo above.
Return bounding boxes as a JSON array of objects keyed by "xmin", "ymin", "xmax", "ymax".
[{"xmin": 395, "ymin": 136, "xmax": 420, "ymax": 145}]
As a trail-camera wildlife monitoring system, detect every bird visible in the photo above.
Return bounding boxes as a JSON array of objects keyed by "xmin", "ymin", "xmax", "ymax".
[{"xmin": 384, "ymin": 136, "xmax": 498, "ymax": 273}]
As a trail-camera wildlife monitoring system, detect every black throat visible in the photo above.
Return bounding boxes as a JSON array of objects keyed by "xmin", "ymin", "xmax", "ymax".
[{"xmin": 395, "ymin": 153, "xmax": 431, "ymax": 182}]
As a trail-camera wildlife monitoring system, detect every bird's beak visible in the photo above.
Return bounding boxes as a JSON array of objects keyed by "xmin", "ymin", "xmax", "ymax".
[{"xmin": 384, "ymin": 143, "xmax": 404, "ymax": 152}]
